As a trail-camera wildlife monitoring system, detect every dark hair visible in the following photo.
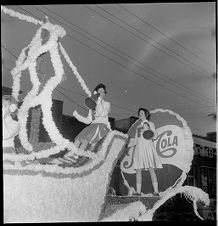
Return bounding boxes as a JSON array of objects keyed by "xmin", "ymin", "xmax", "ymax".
[
  {"xmin": 93, "ymin": 83, "xmax": 107, "ymax": 94},
  {"xmin": 138, "ymin": 108, "xmax": 150, "ymax": 121}
]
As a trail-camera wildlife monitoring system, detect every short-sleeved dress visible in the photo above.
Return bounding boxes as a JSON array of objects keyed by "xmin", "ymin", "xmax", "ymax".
[{"xmin": 133, "ymin": 120, "xmax": 162, "ymax": 170}]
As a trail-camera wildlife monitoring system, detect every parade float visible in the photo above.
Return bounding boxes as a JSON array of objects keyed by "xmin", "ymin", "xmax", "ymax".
[{"xmin": 2, "ymin": 6, "xmax": 210, "ymax": 223}]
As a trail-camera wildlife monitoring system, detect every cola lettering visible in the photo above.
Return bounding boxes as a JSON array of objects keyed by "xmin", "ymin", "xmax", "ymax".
[
  {"xmin": 156, "ymin": 130, "xmax": 177, "ymax": 158},
  {"xmin": 161, "ymin": 136, "xmax": 178, "ymax": 149}
]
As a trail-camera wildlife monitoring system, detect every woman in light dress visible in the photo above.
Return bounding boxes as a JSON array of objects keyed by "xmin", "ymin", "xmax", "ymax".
[
  {"xmin": 128, "ymin": 108, "xmax": 162, "ymax": 196},
  {"xmin": 51, "ymin": 84, "xmax": 111, "ymax": 165},
  {"xmin": 72, "ymin": 83, "xmax": 111, "ymax": 151}
]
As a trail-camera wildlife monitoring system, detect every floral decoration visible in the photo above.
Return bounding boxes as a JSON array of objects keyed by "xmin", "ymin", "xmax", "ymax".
[{"xmin": 2, "ymin": 6, "xmax": 210, "ymax": 223}]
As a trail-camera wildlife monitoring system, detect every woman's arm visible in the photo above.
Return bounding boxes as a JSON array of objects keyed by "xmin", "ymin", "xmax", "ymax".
[{"xmin": 73, "ymin": 109, "xmax": 92, "ymax": 124}]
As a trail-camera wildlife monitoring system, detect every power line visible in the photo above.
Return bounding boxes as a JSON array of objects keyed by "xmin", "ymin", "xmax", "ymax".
[
  {"xmin": 1, "ymin": 41, "xmax": 85, "ymax": 112},
  {"xmin": 1, "ymin": 45, "xmax": 86, "ymax": 112},
  {"xmin": 56, "ymin": 88, "xmax": 87, "ymax": 111},
  {"xmin": 1, "ymin": 23, "xmax": 213, "ymax": 110},
  {"xmin": 3, "ymin": 65, "xmax": 215, "ymax": 116},
  {"xmin": 2, "ymin": 66, "xmax": 12, "ymax": 72},
  {"xmin": 65, "ymin": 34, "xmax": 213, "ymax": 106},
  {"xmin": 15, "ymin": 5, "xmax": 42, "ymax": 21},
  {"xmin": 30, "ymin": 5, "xmax": 214, "ymax": 105},
  {"xmin": 3, "ymin": 32, "xmax": 211, "ymax": 109},
  {"xmin": 2, "ymin": 24, "xmax": 213, "ymax": 109},
  {"xmin": 2, "ymin": 45, "xmax": 17, "ymax": 59},
  {"xmin": 1, "ymin": 47, "xmax": 137, "ymax": 115},
  {"xmin": 95, "ymin": 4, "xmax": 214, "ymax": 78},
  {"xmin": 39, "ymin": 5, "xmax": 213, "ymax": 104},
  {"xmin": 2, "ymin": 66, "xmax": 132, "ymax": 118},
  {"xmin": 2, "ymin": 62, "xmax": 136, "ymax": 116},
  {"xmin": 3, "ymin": 6, "xmax": 214, "ymax": 107},
  {"xmin": 2, "ymin": 65, "xmax": 210, "ymax": 135},
  {"xmin": 59, "ymin": 87, "xmax": 86, "ymax": 97},
  {"xmin": 3, "ymin": 43, "xmax": 214, "ymax": 121},
  {"xmin": 59, "ymin": 86, "xmax": 136, "ymax": 114},
  {"xmin": 2, "ymin": 65, "xmax": 87, "ymax": 112},
  {"xmin": 85, "ymin": 4, "xmax": 212, "ymax": 79},
  {"xmin": 2, "ymin": 73, "xmax": 210, "ymax": 136},
  {"xmin": 117, "ymin": 4, "xmax": 215, "ymax": 68},
  {"xmin": 58, "ymin": 88, "xmax": 136, "ymax": 116},
  {"xmin": 2, "ymin": 6, "xmax": 215, "ymax": 109}
]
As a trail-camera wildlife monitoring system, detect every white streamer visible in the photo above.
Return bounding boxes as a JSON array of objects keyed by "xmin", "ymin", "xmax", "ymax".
[{"xmin": 1, "ymin": 6, "xmax": 43, "ymax": 25}]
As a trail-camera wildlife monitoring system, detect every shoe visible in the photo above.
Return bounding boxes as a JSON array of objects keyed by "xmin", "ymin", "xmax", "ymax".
[
  {"xmin": 152, "ymin": 192, "xmax": 160, "ymax": 197},
  {"xmin": 57, "ymin": 157, "xmax": 74, "ymax": 164},
  {"xmin": 64, "ymin": 155, "xmax": 78, "ymax": 162},
  {"xmin": 65, "ymin": 152, "xmax": 79, "ymax": 159},
  {"xmin": 133, "ymin": 192, "xmax": 141, "ymax": 196},
  {"xmin": 49, "ymin": 158, "xmax": 63, "ymax": 165}
]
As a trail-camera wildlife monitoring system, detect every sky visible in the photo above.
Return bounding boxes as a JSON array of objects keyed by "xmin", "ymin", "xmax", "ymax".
[{"xmin": 1, "ymin": 3, "xmax": 216, "ymax": 137}]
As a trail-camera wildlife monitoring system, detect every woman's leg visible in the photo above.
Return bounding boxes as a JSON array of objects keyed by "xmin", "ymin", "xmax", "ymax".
[
  {"xmin": 148, "ymin": 168, "xmax": 159, "ymax": 193},
  {"xmin": 136, "ymin": 169, "xmax": 142, "ymax": 194},
  {"xmin": 65, "ymin": 139, "xmax": 81, "ymax": 158},
  {"xmin": 79, "ymin": 139, "xmax": 89, "ymax": 151}
]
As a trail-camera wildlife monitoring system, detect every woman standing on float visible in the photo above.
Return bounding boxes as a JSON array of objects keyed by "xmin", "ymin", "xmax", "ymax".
[
  {"xmin": 51, "ymin": 84, "xmax": 111, "ymax": 164},
  {"xmin": 128, "ymin": 108, "xmax": 162, "ymax": 196},
  {"xmin": 72, "ymin": 83, "xmax": 111, "ymax": 151}
]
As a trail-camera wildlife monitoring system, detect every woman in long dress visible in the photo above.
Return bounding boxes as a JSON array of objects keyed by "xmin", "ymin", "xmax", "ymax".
[{"xmin": 128, "ymin": 108, "xmax": 162, "ymax": 196}]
